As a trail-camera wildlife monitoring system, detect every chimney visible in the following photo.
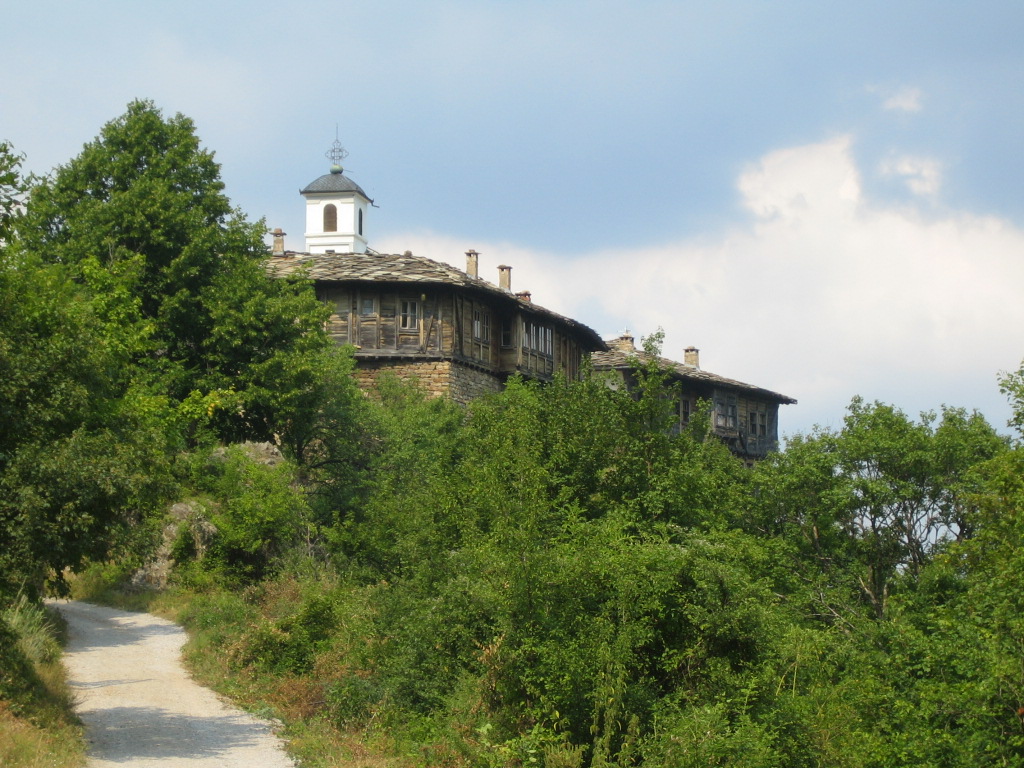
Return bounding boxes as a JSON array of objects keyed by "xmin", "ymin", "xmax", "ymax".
[
  {"xmin": 465, "ymin": 249, "xmax": 479, "ymax": 278},
  {"xmin": 271, "ymin": 227, "xmax": 286, "ymax": 256},
  {"xmin": 684, "ymin": 346, "xmax": 700, "ymax": 368},
  {"xmin": 515, "ymin": 290, "xmax": 532, "ymax": 303},
  {"xmin": 610, "ymin": 332, "xmax": 635, "ymax": 352},
  {"xmin": 498, "ymin": 264, "xmax": 512, "ymax": 291}
]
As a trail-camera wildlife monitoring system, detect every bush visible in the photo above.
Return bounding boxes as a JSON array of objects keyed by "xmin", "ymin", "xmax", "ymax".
[{"xmin": 178, "ymin": 446, "xmax": 313, "ymax": 582}]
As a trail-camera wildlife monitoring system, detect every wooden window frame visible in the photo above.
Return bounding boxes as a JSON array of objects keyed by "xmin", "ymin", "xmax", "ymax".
[
  {"xmin": 522, "ymin": 320, "xmax": 553, "ymax": 358},
  {"xmin": 715, "ymin": 394, "xmax": 738, "ymax": 430},
  {"xmin": 400, "ymin": 299, "xmax": 419, "ymax": 330},
  {"xmin": 473, "ymin": 308, "xmax": 490, "ymax": 342}
]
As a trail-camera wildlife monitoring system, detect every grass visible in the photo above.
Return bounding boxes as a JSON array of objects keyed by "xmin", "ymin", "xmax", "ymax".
[
  {"xmin": 167, "ymin": 580, "xmax": 414, "ymax": 768},
  {"xmin": 0, "ymin": 594, "xmax": 85, "ymax": 768}
]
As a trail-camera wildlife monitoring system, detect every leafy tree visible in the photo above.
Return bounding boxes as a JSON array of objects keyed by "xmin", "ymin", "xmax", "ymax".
[
  {"xmin": 999, "ymin": 359, "xmax": 1024, "ymax": 438},
  {"xmin": 16, "ymin": 100, "xmax": 351, "ymax": 449},
  {"xmin": 0, "ymin": 141, "xmax": 27, "ymax": 242},
  {"xmin": 0, "ymin": 249, "xmax": 173, "ymax": 596},
  {"xmin": 0, "ymin": 103, "xmax": 367, "ymax": 596},
  {"xmin": 751, "ymin": 398, "xmax": 1005, "ymax": 623}
]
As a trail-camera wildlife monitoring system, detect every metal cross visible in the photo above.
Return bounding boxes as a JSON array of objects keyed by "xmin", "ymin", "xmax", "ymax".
[{"xmin": 326, "ymin": 127, "xmax": 349, "ymax": 167}]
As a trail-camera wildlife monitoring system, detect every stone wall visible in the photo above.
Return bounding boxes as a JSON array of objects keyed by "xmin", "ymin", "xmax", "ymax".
[
  {"xmin": 448, "ymin": 361, "xmax": 504, "ymax": 405},
  {"xmin": 353, "ymin": 359, "xmax": 455, "ymax": 398},
  {"xmin": 351, "ymin": 358, "xmax": 504, "ymax": 404}
]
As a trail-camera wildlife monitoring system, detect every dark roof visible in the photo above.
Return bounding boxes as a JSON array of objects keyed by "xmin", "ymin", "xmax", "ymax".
[
  {"xmin": 267, "ymin": 250, "xmax": 607, "ymax": 351},
  {"xmin": 592, "ymin": 346, "xmax": 796, "ymax": 404},
  {"xmin": 300, "ymin": 170, "xmax": 370, "ymax": 199}
]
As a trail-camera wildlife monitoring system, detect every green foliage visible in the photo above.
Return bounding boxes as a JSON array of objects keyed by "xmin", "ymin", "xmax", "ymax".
[
  {"xmin": 1, "ymin": 100, "xmax": 366, "ymax": 597},
  {"xmin": 141, "ymin": 366, "xmax": 1024, "ymax": 768},
  {"xmin": 0, "ymin": 140, "xmax": 27, "ymax": 242},
  {"xmin": 15, "ymin": 99, "xmax": 354, "ymax": 451},
  {"xmin": 0, "ymin": 250, "xmax": 175, "ymax": 593},
  {"xmin": 178, "ymin": 447, "xmax": 314, "ymax": 583},
  {"xmin": 328, "ymin": 372, "xmax": 791, "ymax": 764},
  {"xmin": 0, "ymin": 595, "xmax": 82, "ymax": 768},
  {"xmin": 0, "ymin": 615, "xmax": 44, "ymax": 715},
  {"xmin": 1, "ymin": 594, "xmax": 62, "ymax": 668},
  {"xmin": 750, "ymin": 397, "xmax": 1006, "ymax": 621},
  {"xmin": 999, "ymin": 360, "xmax": 1024, "ymax": 438}
]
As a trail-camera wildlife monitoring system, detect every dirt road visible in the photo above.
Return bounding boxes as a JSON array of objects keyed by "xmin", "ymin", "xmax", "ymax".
[{"xmin": 53, "ymin": 600, "xmax": 295, "ymax": 767}]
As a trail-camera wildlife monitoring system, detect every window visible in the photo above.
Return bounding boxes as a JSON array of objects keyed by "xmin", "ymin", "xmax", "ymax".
[
  {"xmin": 473, "ymin": 308, "xmax": 490, "ymax": 341},
  {"xmin": 501, "ymin": 320, "xmax": 513, "ymax": 348},
  {"xmin": 358, "ymin": 208, "xmax": 363, "ymax": 236},
  {"xmin": 323, "ymin": 204, "xmax": 338, "ymax": 232},
  {"xmin": 681, "ymin": 398, "xmax": 691, "ymax": 424},
  {"xmin": 715, "ymin": 395, "xmax": 738, "ymax": 429},
  {"xmin": 523, "ymin": 321, "xmax": 553, "ymax": 356},
  {"xmin": 747, "ymin": 405, "xmax": 769, "ymax": 436},
  {"xmin": 360, "ymin": 296, "xmax": 376, "ymax": 316},
  {"xmin": 400, "ymin": 300, "xmax": 419, "ymax": 330}
]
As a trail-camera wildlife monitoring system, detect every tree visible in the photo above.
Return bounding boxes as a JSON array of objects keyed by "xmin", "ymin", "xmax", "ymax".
[
  {"xmin": 999, "ymin": 360, "xmax": 1024, "ymax": 438},
  {"xmin": 15, "ymin": 100, "xmax": 354, "ymax": 450},
  {"xmin": 0, "ymin": 141, "xmax": 27, "ymax": 242},
  {"xmin": 751, "ymin": 398, "xmax": 1005, "ymax": 620},
  {"xmin": 0, "ymin": 248, "xmax": 173, "ymax": 596}
]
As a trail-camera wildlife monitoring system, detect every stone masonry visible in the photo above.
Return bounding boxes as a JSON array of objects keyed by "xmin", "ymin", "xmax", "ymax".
[{"xmin": 352, "ymin": 358, "xmax": 502, "ymax": 404}]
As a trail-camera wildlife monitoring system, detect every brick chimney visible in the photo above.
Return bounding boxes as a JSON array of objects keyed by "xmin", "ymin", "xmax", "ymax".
[
  {"xmin": 684, "ymin": 346, "xmax": 700, "ymax": 368},
  {"xmin": 515, "ymin": 290, "xmax": 532, "ymax": 303},
  {"xmin": 610, "ymin": 332, "xmax": 636, "ymax": 352},
  {"xmin": 465, "ymin": 249, "xmax": 479, "ymax": 278},
  {"xmin": 271, "ymin": 227, "xmax": 286, "ymax": 256},
  {"xmin": 498, "ymin": 265, "xmax": 512, "ymax": 291}
]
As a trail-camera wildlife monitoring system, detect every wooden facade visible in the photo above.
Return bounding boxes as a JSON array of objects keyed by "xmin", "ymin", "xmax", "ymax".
[
  {"xmin": 592, "ymin": 334, "xmax": 796, "ymax": 462},
  {"xmin": 269, "ymin": 251, "xmax": 605, "ymax": 402}
]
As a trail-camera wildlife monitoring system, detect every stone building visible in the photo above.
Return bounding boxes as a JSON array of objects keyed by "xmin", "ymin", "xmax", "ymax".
[
  {"xmin": 592, "ymin": 333, "xmax": 796, "ymax": 461},
  {"xmin": 268, "ymin": 146, "xmax": 605, "ymax": 403}
]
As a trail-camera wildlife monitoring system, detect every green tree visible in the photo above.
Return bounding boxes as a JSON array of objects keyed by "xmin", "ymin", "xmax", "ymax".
[
  {"xmin": 751, "ymin": 398, "xmax": 1005, "ymax": 620},
  {"xmin": 0, "ymin": 249, "xmax": 173, "ymax": 596},
  {"xmin": 16, "ymin": 99, "xmax": 350, "ymax": 449},
  {"xmin": 0, "ymin": 141, "xmax": 27, "ymax": 242}
]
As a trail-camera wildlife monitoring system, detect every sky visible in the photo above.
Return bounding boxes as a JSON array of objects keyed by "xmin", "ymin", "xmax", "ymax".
[{"xmin": 4, "ymin": 1, "xmax": 1024, "ymax": 438}]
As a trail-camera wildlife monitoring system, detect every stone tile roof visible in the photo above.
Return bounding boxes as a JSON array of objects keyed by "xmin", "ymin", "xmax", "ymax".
[
  {"xmin": 300, "ymin": 171, "xmax": 369, "ymax": 198},
  {"xmin": 592, "ymin": 347, "xmax": 796, "ymax": 404},
  {"xmin": 267, "ymin": 250, "xmax": 607, "ymax": 350}
]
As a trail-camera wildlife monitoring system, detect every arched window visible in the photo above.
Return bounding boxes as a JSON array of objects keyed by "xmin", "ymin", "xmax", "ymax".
[
  {"xmin": 358, "ymin": 208, "xmax": 363, "ymax": 236},
  {"xmin": 323, "ymin": 204, "xmax": 338, "ymax": 232}
]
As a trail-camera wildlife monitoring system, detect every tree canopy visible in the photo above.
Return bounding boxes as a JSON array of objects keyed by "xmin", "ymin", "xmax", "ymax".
[{"xmin": 0, "ymin": 102, "xmax": 363, "ymax": 593}]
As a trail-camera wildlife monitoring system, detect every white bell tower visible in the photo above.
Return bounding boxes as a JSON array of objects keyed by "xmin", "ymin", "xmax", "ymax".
[{"xmin": 301, "ymin": 138, "xmax": 371, "ymax": 254}]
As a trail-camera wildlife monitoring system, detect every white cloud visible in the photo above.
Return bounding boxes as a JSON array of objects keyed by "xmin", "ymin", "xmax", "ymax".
[
  {"xmin": 871, "ymin": 85, "xmax": 924, "ymax": 113},
  {"xmin": 377, "ymin": 136, "xmax": 1024, "ymax": 435},
  {"xmin": 879, "ymin": 155, "xmax": 943, "ymax": 197}
]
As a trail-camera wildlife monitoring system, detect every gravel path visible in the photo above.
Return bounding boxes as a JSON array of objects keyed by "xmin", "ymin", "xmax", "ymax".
[{"xmin": 52, "ymin": 600, "xmax": 295, "ymax": 767}]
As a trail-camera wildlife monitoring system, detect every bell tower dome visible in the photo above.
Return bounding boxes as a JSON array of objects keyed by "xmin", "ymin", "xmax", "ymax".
[{"xmin": 301, "ymin": 137, "xmax": 372, "ymax": 254}]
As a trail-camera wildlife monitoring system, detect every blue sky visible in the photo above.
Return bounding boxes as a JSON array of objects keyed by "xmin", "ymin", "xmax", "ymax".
[{"xmin": 5, "ymin": 1, "xmax": 1024, "ymax": 436}]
